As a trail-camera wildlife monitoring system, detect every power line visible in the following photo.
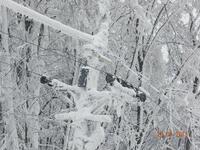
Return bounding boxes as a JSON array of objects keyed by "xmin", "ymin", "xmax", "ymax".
[
  {"xmin": 0, "ymin": 51, "xmax": 41, "ymax": 78},
  {"xmin": 0, "ymin": 64, "xmax": 190, "ymax": 134},
  {"xmin": 0, "ymin": 29, "xmax": 194, "ymax": 137},
  {"xmin": 0, "ymin": 29, "xmax": 191, "ymax": 114},
  {"xmin": 0, "ymin": 30, "xmax": 149, "ymax": 93},
  {"xmin": 0, "ymin": 30, "xmax": 159, "ymax": 93}
]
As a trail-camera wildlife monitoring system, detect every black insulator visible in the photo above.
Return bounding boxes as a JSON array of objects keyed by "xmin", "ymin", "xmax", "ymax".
[
  {"xmin": 40, "ymin": 76, "xmax": 51, "ymax": 84},
  {"xmin": 193, "ymin": 77, "xmax": 199, "ymax": 94},
  {"xmin": 47, "ymin": 83, "xmax": 53, "ymax": 87},
  {"xmin": 106, "ymin": 73, "xmax": 115, "ymax": 85},
  {"xmin": 121, "ymin": 79, "xmax": 130, "ymax": 88},
  {"xmin": 136, "ymin": 92, "xmax": 146, "ymax": 102},
  {"xmin": 78, "ymin": 68, "xmax": 89, "ymax": 87}
]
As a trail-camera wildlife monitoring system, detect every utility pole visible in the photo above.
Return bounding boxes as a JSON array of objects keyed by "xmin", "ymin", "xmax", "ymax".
[
  {"xmin": 0, "ymin": 5, "xmax": 19, "ymax": 150},
  {"xmin": 75, "ymin": 1, "xmax": 111, "ymax": 149},
  {"xmin": 0, "ymin": 0, "xmax": 111, "ymax": 150}
]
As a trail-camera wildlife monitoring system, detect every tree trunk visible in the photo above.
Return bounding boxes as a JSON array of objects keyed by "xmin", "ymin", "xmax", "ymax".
[{"xmin": 1, "ymin": 6, "xmax": 19, "ymax": 150}]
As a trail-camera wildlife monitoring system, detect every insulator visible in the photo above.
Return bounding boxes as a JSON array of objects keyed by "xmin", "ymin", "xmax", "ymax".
[
  {"xmin": 106, "ymin": 73, "xmax": 115, "ymax": 85},
  {"xmin": 40, "ymin": 76, "xmax": 51, "ymax": 85}
]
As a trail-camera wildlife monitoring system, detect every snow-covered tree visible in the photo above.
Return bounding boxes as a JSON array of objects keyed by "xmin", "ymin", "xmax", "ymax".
[{"xmin": 1, "ymin": 0, "xmax": 200, "ymax": 150}]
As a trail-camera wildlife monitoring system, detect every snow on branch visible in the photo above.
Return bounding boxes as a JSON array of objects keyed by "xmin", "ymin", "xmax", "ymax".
[
  {"xmin": 55, "ymin": 108, "xmax": 112, "ymax": 123},
  {"xmin": 129, "ymin": 0, "xmax": 152, "ymax": 31},
  {"xmin": 113, "ymin": 80, "xmax": 136, "ymax": 97},
  {"xmin": 50, "ymin": 79, "xmax": 81, "ymax": 93},
  {"xmin": 82, "ymin": 44, "xmax": 112, "ymax": 64},
  {"xmin": 0, "ymin": 0, "xmax": 94, "ymax": 42}
]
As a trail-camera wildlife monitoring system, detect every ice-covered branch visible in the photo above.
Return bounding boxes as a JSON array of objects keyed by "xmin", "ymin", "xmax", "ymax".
[
  {"xmin": 49, "ymin": 79, "xmax": 82, "ymax": 93},
  {"xmin": 55, "ymin": 109, "xmax": 112, "ymax": 123},
  {"xmin": 113, "ymin": 81, "xmax": 137, "ymax": 97},
  {"xmin": 0, "ymin": 0, "xmax": 93, "ymax": 42}
]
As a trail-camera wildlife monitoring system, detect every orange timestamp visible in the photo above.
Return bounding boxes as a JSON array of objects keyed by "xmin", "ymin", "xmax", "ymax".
[{"xmin": 155, "ymin": 129, "xmax": 188, "ymax": 139}]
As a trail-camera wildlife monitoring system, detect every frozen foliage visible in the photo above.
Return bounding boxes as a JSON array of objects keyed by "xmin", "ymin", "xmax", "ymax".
[
  {"xmin": 129, "ymin": 0, "xmax": 152, "ymax": 32},
  {"xmin": 1, "ymin": 0, "xmax": 200, "ymax": 150}
]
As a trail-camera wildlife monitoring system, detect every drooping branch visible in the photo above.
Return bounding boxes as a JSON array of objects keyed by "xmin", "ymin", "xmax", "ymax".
[{"xmin": 0, "ymin": 0, "xmax": 94, "ymax": 42}]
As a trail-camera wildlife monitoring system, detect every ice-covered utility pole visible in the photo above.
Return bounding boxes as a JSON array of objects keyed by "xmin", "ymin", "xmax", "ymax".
[
  {"xmin": 0, "ymin": 5, "xmax": 19, "ymax": 150},
  {"xmin": 0, "ymin": 0, "xmax": 112, "ymax": 149},
  {"xmin": 74, "ymin": 0, "xmax": 111, "ymax": 149},
  {"xmin": 83, "ymin": 0, "xmax": 111, "ymax": 91}
]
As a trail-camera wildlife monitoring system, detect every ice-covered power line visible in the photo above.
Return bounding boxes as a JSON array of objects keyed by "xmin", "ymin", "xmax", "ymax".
[
  {"xmin": 0, "ymin": 29, "xmax": 160, "ymax": 94},
  {"xmin": 0, "ymin": 53, "xmax": 190, "ymax": 141},
  {"xmin": 0, "ymin": 29, "xmax": 171, "ymax": 120},
  {"xmin": 0, "ymin": 0, "xmax": 94, "ymax": 42},
  {"xmin": 0, "ymin": 18, "xmax": 189, "ymax": 145},
  {"xmin": 0, "ymin": 47, "xmax": 147, "ymax": 103},
  {"xmin": 0, "ymin": 29, "xmax": 171, "ymax": 125},
  {"xmin": 0, "ymin": 30, "xmax": 149, "ymax": 97},
  {"xmin": 0, "ymin": 0, "xmax": 156, "ymax": 93}
]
